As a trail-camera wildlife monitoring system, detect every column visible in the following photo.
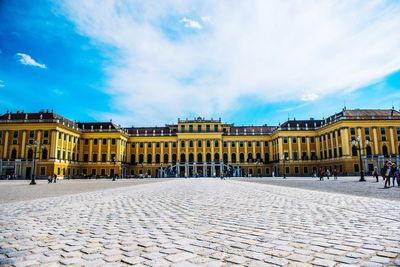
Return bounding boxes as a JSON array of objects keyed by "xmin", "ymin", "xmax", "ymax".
[
  {"xmin": 107, "ymin": 139, "xmax": 111, "ymax": 162},
  {"xmin": 177, "ymin": 139, "xmax": 181, "ymax": 162},
  {"xmin": 288, "ymin": 137, "xmax": 292, "ymax": 160},
  {"xmin": 306, "ymin": 137, "xmax": 311, "ymax": 159},
  {"xmin": 211, "ymin": 139, "xmax": 215, "ymax": 161},
  {"xmin": 194, "ymin": 139, "xmax": 197, "ymax": 162},
  {"xmin": 88, "ymin": 138, "xmax": 93, "ymax": 162},
  {"xmin": 168, "ymin": 142, "xmax": 172, "ymax": 163},
  {"xmin": 219, "ymin": 140, "xmax": 223, "ymax": 163},
  {"xmin": 330, "ymin": 132, "xmax": 334, "ymax": 157},
  {"xmin": 278, "ymin": 137, "xmax": 283, "ymax": 159},
  {"xmin": 185, "ymin": 140, "xmax": 189, "ymax": 162},
  {"xmin": 21, "ymin": 131, "xmax": 26, "ymax": 158},
  {"xmin": 98, "ymin": 138, "xmax": 102, "ymax": 162},
  {"xmin": 244, "ymin": 141, "xmax": 248, "ymax": 162},
  {"xmin": 64, "ymin": 132, "xmax": 69, "ymax": 162},
  {"xmin": 325, "ymin": 133, "xmax": 329, "ymax": 158},
  {"xmin": 3, "ymin": 131, "xmax": 9, "ymax": 158},
  {"xmin": 334, "ymin": 131, "xmax": 339, "ymax": 157},
  {"xmin": 389, "ymin": 127, "xmax": 395, "ymax": 154},
  {"xmin": 203, "ymin": 140, "xmax": 206, "ymax": 162},
  {"xmin": 116, "ymin": 138, "xmax": 121, "ymax": 161},
  {"xmin": 373, "ymin": 127, "xmax": 379, "ymax": 155},
  {"xmin": 144, "ymin": 141, "xmax": 147, "ymax": 163},
  {"xmin": 341, "ymin": 128, "xmax": 350, "ymax": 157},
  {"xmin": 236, "ymin": 141, "xmax": 240, "ymax": 162},
  {"xmin": 228, "ymin": 141, "xmax": 232, "ymax": 162},
  {"xmin": 152, "ymin": 142, "xmax": 156, "ymax": 163},
  {"xmin": 316, "ymin": 135, "xmax": 321, "ymax": 159},
  {"xmin": 51, "ymin": 130, "xmax": 57, "ymax": 159},
  {"xmin": 60, "ymin": 133, "xmax": 65, "ymax": 161},
  {"xmin": 260, "ymin": 141, "xmax": 265, "ymax": 163},
  {"xmin": 160, "ymin": 141, "xmax": 164, "ymax": 163},
  {"xmin": 252, "ymin": 141, "xmax": 256, "ymax": 161},
  {"xmin": 79, "ymin": 137, "xmax": 84, "ymax": 162},
  {"xmin": 297, "ymin": 137, "xmax": 301, "ymax": 160}
]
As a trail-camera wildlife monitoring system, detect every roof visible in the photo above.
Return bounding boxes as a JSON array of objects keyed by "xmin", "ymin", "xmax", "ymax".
[
  {"xmin": 0, "ymin": 110, "xmax": 77, "ymax": 127},
  {"xmin": 125, "ymin": 127, "xmax": 176, "ymax": 136},
  {"xmin": 326, "ymin": 109, "xmax": 400, "ymax": 123},
  {"xmin": 77, "ymin": 122, "xmax": 120, "ymax": 131},
  {"xmin": 280, "ymin": 119, "xmax": 324, "ymax": 130},
  {"xmin": 226, "ymin": 126, "xmax": 276, "ymax": 135}
]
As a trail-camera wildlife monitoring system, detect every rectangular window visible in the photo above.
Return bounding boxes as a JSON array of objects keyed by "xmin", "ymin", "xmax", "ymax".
[
  {"xmin": 43, "ymin": 130, "xmax": 49, "ymax": 138},
  {"xmin": 29, "ymin": 130, "xmax": 34, "ymax": 138},
  {"xmin": 189, "ymin": 125, "xmax": 193, "ymax": 132},
  {"xmin": 13, "ymin": 139, "xmax": 18, "ymax": 144},
  {"xmin": 364, "ymin": 128, "xmax": 370, "ymax": 135},
  {"xmin": 223, "ymin": 141, "xmax": 227, "ymax": 147},
  {"xmin": 156, "ymin": 142, "xmax": 160, "ymax": 148},
  {"xmin": 40, "ymin": 167, "xmax": 46, "ymax": 176},
  {"xmin": 284, "ymin": 152, "xmax": 289, "ymax": 159},
  {"xmin": 380, "ymin": 127, "xmax": 386, "ymax": 135},
  {"xmin": 350, "ymin": 128, "xmax": 356, "ymax": 135},
  {"xmin": 264, "ymin": 141, "xmax": 268, "ymax": 146},
  {"xmin": 101, "ymin": 169, "xmax": 106, "ymax": 176},
  {"xmin": 294, "ymin": 166, "xmax": 299, "ymax": 174},
  {"xmin": 283, "ymin": 137, "xmax": 288, "ymax": 143},
  {"xmin": 302, "ymin": 152, "xmax": 307, "ymax": 160},
  {"xmin": 164, "ymin": 142, "xmax": 168, "ymax": 147},
  {"xmin": 172, "ymin": 142, "xmax": 176, "ymax": 148},
  {"xmin": 103, "ymin": 138, "xmax": 107, "ymax": 145},
  {"xmin": 332, "ymin": 132, "xmax": 335, "ymax": 138},
  {"xmin": 64, "ymin": 134, "xmax": 67, "ymax": 141},
  {"xmin": 310, "ymin": 137, "xmax": 315, "ymax": 143},
  {"xmin": 85, "ymin": 139, "xmax": 89, "ymax": 145},
  {"xmin": 214, "ymin": 125, "xmax": 218, "ymax": 132},
  {"xmin": 232, "ymin": 141, "xmax": 236, "ymax": 147},
  {"xmin": 13, "ymin": 130, "xmax": 18, "ymax": 138},
  {"xmin": 62, "ymin": 151, "xmax": 65, "ymax": 160},
  {"xmin": 102, "ymin": 154, "xmax": 107, "ymax": 162},
  {"xmin": 354, "ymin": 163, "xmax": 360, "ymax": 172},
  {"xmin": 189, "ymin": 141, "xmax": 193, "ymax": 147},
  {"xmin": 43, "ymin": 139, "xmax": 48, "ymax": 144},
  {"xmin": 240, "ymin": 141, "xmax": 244, "ymax": 147},
  {"xmin": 198, "ymin": 125, "xmax": 202, "ymax": 132},
  {"xmin": 181, "ymin": 125, "xmax": 185, "ymax": 132},
  {"xmin": 206, "ymin": 125, "xmax": 210, "ymax": 132},
  {"xmin": 382, "ymin": 136, "xmax": 387, "ymax": 141},
  {"xmin": 293, "ymin": 152, "xmax": 298, "ymax": 160},
  {"xmin": 140, "ymin": 142, "xmax": 143, "ymax": 148},
  {"xmin": 58, "ymin": 132, "xmax": 62, "ymax": 139},
  {"xmin": 84, "ymin": 154, "xmax": 88, "ymax": 162},
  {"xmin": 339, "ymin": 147, "xmax": 343, "ymax": 157},
  {"xmin": 181, "ymin": 141, "xmax": 185, "ymax": 147},
  {"xmin": 256, "ymin": 141, "xmax": 260, "ymax": 147},
  {"xmin": 304, "ymin": 166, "xmax": 308, "ymax": 174},
  {"xmin": 292, "ymin": 137, "xmax": 297, "ymax": 143},
  {"xmin": 248, "ymin": 141, "xmax": 252, "ymax": 147},
  {"xmin": 93, "ymin": 139, "xmax": 98, "ymax": 145},
  {"xmin": 301, "ymin": 137, "xmax": 306, "ymax": 143},
  {"xmin": 215, "ymin": 140, "xmax": 219, "ymax": 147},
  {"xmin": 397, "ymin": 127, "xmax": 400, "ymax": 135},
  {"xmin": 111, "ymin": 138, "xmax": 116, "ymax": 145},
  {"xmin": 198, "ymin": 141, "xmax": 202, "ymax": 147}
]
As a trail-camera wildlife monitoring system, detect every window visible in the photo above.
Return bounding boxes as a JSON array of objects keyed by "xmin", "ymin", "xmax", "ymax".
[
  {"xmin": 264, "ymin": 141, "xmax": 268, "ymax": 146},
  {"xmin": 301, "ymin": 137, "xmax": 306, "ymax": 143},
  {"xmin": 302, "ymin": 152, "xmax": 307, "ymax": 160},
  {"xmin": 29, "ymin": 130, "xmax": 34, "ymax": 138},
  {"xmin": 339, "ymin": 147, "xmax": 343, "ymax": 157},
  {"xmin": 364, "ymin": 128, "xmax": 370, "ymax": 135},
  {"xmin": 397, "ymin": 127, "xmax": 400, "ymax": 135},
  {"xmin": 207, "ymin": 140, "xmax": 211, "ymax": 147},
  {"xmin": 198, "ymin": 125, "xmax": 202, "ymax": 132},
  {"xmin": 310, "ymin": 137, "xmax": 315, "ymax": 143},
  {"xmin": 189, "ymin": 125, "xmax": 193, "ymax": 132},
  {"xmin": 164, "ymin": 142, "xmax": 168, "ymax": 147},
  {"xmin": 40, "ymin": 167, "xmax": 46, "ymax": 176},
  {"xmin": 103, "ymin": 139, "xmax": 107, "ymax": 145},
  {"xmin": 181, "ymin": 141, "xmax": 185, "ymax": 147},
  {"xmin": 332, "ymin": 132, "xmax": 335, "ymax": 138},
  {"xmin": 156, "ymin": 142, "xmax": 160, "ymax": 148},
  {"xmin": 189, "ymin": 141, "xmax": 193, "ymax": 147},
  {"xmin": 382, "ymin": 136, "xmax": 387, "ymax": 141},
  {"xmin": 292, "ymin": 137, "xmax": 296, "ymax": 143},
  {"xmin": 248, "ymin": 141, "xmax": 252, "ymax": 147},
  {"xmin": 148, "ymin": 142, "xmax": 152, "ymax": 148},
  {"xmin": 181, "ymin": 125, "xmax": 185, "ymax": 132},
  {"xmin": 84, "ymin": 139, "xmax": 89, "ymax": 145},
  {"xmin": 64, "ymin": 134, "xmax": 67, "ymax": 141},
  {"xmin": 284, "ymin": 152, "xmax": 289, "ymax": 159},
  {"xmin": 101, "ymin": 169, "xmax": 106, "ymax": 176},
  {"xmin": 42, "ymin": 149, "xmax": 48, "ymax": 160},
  {"xmin": 214, "ymin": 125, "xmax": 218, "ymax": 132},
  {"xmin": 240, "ymin": 141, "xmax": 244, "ymax": 147},
  {"xmin": 380, "ymin": 127, "xmax": 386, "ymax": 135},
  {"xmin": 304, "ymin": 167, "xmax": 308, "ymax": 174},
  {"xmin": 352, "ymin": 146, "xmax": 358, "ymax": 156},
  {"xmin": 350, "ymin": 128, "xmax": 356, "ymax": 135},
  {"xmin": 84, "ymin": 154, "xmax": 88, "ymax": 162},
  {"xmin": 198, "ymin": 140, "xmax": 202, "ymax": 147},
  {"xmin": 293, "ymin": 152, "xmax": 298, "ymax": 160},
  {"xmin": 232, "ymin": 141, "xmax": 236, "ymax": 147},
  {"xmin": 206, "ymin": 125, "xmax": 210, "ymax": 132},
  {"xmin": 294, "ymin": 166, "xmax": 299, "ymax": 174},
  {"xmin": 111, "ymin": 138, "xmax": 116, "ymax": 145},
  {"xmin": 215, "ymin": 140, "xmax": 219, "ymax": 147},
  {"xmin": 13, "ymin": 130, "xmax": 18, "ymax": 138},
  {"xmin": 172, "ymin": 142, "xmax": 176, "ymax": 148},
  {"xmin": 256, "ymin": 141, "xmax": 260, "ymax": 147},
  {"xmin": 140, "ymin": 142, "xmax": 144, "ymax": 148},
  {"xmin": 382, "ymin": 145, "xmax": 389, "ymax": 156},
  {"xmin": 102, "ymin": 154, "xmax": 107, "ymax": 162},
  {"xmin": 93, "ymin": 139, "xmax": 98, "ymax": 145},
  {"xmin": 223, "ymin": 141, "xmax": 227, "ymax": 147}
]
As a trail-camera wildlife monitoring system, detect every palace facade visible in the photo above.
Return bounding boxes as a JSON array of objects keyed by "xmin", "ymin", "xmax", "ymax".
[{"xmin": 0, "ymin": 108, "xmax": 399, "ymax": 179}]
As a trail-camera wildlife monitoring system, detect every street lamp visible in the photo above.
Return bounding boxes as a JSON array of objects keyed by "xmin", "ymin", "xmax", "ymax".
[
  {"xmin": 352, "ymin": 136, "xmax": 369, "ymax": 182},
  {"xmin": 27, "ymin": 140, "xmax": 45, "ymax": 185},
  {"xmin": 281, "ymin": 155, "xmax": 289, "ymax": 179}
]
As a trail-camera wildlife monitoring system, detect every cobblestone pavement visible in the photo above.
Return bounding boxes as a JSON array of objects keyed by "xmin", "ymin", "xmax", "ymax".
[
  {"xmin": 0, "ymin": 179, "xmax": 169, "ymax": 204},
  {"xmin": 239, "ymin": 176, "xmax": 400, "ymax": 201},
  {"xmin": 1, "ymin": 179, "xmax": 399, "ymax": 267}
]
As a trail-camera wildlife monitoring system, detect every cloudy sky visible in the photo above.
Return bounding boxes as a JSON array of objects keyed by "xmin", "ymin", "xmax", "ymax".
[{"xmin": 1, "ymin": 0, "xmax": 400, "ymax": 126}]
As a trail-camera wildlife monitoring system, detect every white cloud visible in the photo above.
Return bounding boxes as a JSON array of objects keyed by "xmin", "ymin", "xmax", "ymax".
[
  {"xmin": 180, "ymin": 17, "xmax": 202, "ymax": 30},
  {"xmin": 16, "ymin": 53, "xmax": 47, "ymax": 69},
  {"xmin": 300, "ymin": 93, "xmax": 319, "ymax": 102},
  {"xmin": 0, "ymin": 80, "xmax": 4, "ymax": 87},
  {"xmin": 59, "ymin": 0, "xmax": 400, "ymax": 125},
  {"xmin": 53, "ymin": 89, "xmax": 64, "ymax": 95}
]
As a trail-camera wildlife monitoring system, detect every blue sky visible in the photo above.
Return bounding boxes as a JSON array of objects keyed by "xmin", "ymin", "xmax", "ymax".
[{"xmin": 1, "ymin": 0, "xmax": 400, "ymax": 127}]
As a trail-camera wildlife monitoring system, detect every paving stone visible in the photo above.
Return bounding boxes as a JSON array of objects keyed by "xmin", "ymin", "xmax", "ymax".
[
  {"xmin": 166, "ymin": 252, "xmax": 197, "ymax": 263},
  {"xmin": 311, "ymin": 258, "xmax": 336, "ymax": 267}
]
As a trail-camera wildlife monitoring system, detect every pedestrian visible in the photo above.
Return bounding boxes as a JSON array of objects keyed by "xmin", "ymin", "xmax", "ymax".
[
  {"xmin": 326, "ymin": 169, "xmax": 331, "ymax": 180},
  {"xmin": 318, "ymin": 168, "xmax": 324, "ymax": 181},
  {"xmin": 372, "ymin": 167, "xmax": 379, "ymax": 182},
  {"xmin": 395, "ymin": 166, "xmax": 400, "ymax": 187},
  {"xmin": 48, "ymin": 175, "xmax": 52, "ymax": 184},
  {"xmin": 384, "ymin": 161, "xmax": 392, "ymax": 188},
  {"xmin": 53, "ymin": 174, "xmax": 57, "ymax": 183},
  {"xmin": 333, "ymin": 168, "xmax": 338, "ymax": 180},
  {"xmin": 391, "ymin": 163, "xmax": 397, "ymax": 187}
]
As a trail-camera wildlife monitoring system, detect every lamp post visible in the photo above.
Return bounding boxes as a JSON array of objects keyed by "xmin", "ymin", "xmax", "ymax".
[
  {"xmin": 281, "ymin": 155, "xmax": 288, "ymax": 179},
  {"xmin": 352, "ymin": 136, "xmax": 369, "ymax": 182},
  {"xmin": 27, "ymin": 140, "xmax": 45, "ymax": 185}
]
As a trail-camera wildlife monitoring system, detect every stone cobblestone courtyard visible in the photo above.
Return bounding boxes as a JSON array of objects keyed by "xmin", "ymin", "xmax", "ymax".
[{"xmin": 0, "ymin": 178, "xmax": 399, "ymax": 266}]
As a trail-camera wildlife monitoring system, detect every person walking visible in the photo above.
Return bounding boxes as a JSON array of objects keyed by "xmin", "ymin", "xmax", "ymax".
[
  {"xmin": 384, "ymin": 161, "xmax": 392, "ymax": 188},
  {"xmin": 53, "ymin": 174, "xmax": 57, "ymax": 183},
  {"xmin": 318, "ymin": 168, "xmax": 324, "ymax": 181},
  {"xmin": 326, "ymin": 169, "xmax": 331, "ymax": 180},
  {"xmin": 372, "ymin": 167, "xmax": 379, "ymax": 182},
  {"xmin": 47, "ymin": 175, "xmax": 52, "ymax": 184},
  {"xmin": 333, "ymin": 168, "xmax": 338, "ymax": 180},
  {"xmin": 391, "ymin": 163, "xmax": 397, "ymax": 187}
]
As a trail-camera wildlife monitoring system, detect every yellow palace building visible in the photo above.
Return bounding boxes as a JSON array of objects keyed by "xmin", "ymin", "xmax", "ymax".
[{"xmin": 0, "ymin": 108, "xmax": 399, "ymax": 179}]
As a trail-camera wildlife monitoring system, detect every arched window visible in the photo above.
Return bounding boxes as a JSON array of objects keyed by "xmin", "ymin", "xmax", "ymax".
[
  {"xmin": 139, "ymin": 154, "xmax": 144, "ymax": 163},
  {"xmin": 147, "ymin": 154, "xmax": 152, "ymax": 163},
  {"xmin": 206, "ymin": 153, "xmax": 211, "ymax": 162},
  {"xmin": 248, "ymin": 153, "xmax": 253, "ymax": 162},
  {"xmin": 163, "ymin": 154, "xmax": 168, "ymax": 163},
  {"xmin": 180, "ymin": 153, "xmax": 186, "ymax": 162},
  {"xmin": 155, "ymin": 154, "xmax": 160, "ymax": 164},
  {"xmin": 197, "ymin": 153, "xmax": 203, "ymax": 163},
  {"xmin": 172, "ymin": 154, "xmax": 177, "ymax": 163},
  {"xmin": 27, "ymin": 149, "xmax": 33, "ymax": 160},
  {"xmin": 231, "ymin": 153, "xmax": 237, "ymax": 163},
  {"xmin": 382, "ymin": 145, "xmax": 388, "ymax": 156},
  {"xmin": 214, "ymin": 153, "xmax": 220, "ymax": 162},
  {"xmin": 223, "ymin": 153, "xmax": 228, "ymax": 164},
  {"xmin": 352, "ymin": 146, "xmax": 358, "ymax": 156},
  {"xmin": 240, "ymin": 153, "xmax": 245, "ymax": 163},
  {"xmin": 189, "ymin": 153, "xmax": 194, "ymax": 162},
  {"xmin": 42, "ymin": 149, "xmax": 48, "ymax": 160},
  {"xmin": 264, "ymin": 153, "xmax": 270, "ymax": 163},
  {"xmin": 366, "ymin": 146, "xmax": 372, "ymax": 156},
  {"xmin": 11, "ymin": 149, "xmax": 17, "ymax": 159}
]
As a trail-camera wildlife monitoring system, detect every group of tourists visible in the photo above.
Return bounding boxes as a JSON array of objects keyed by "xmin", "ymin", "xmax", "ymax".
[
  {"xmin": 315, "ymin": 168, "xmax": 338, "ymax": 181},
  {"xmin": 47, "ymin": 174, "xmax": 58, "ymax": 184},
  {"xmin": 373, "ymin": 160, "xmax": 400, "ymax": 188}
]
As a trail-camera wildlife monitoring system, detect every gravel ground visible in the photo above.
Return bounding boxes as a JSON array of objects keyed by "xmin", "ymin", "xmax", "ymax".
[
  {"xmin": 238, "ymin": 176, "xmax": 400, "ymax": 200},
  {"xmin": 0, "ymin": 178, "xmax": 173, "ymax": 204}
]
